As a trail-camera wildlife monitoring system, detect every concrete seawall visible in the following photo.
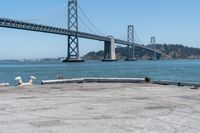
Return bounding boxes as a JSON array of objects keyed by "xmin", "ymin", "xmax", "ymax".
[
  {"xmin": 41, "ymin": 77, "xmax": 200, "ymax": 88},
  {"xmin": 41, "ymin": 77, "xmax": 147, "ymax": 85},
  {"xmin": 153, "ymin": 80, "xmax": 200, "ymax": 87},
  {"xmin": 0, "ymin": 82, "xmax": 9, "ymax": 87},
  {"xmin": 2, "ymin": 77, "xmax": 200, "ymax": 88}
]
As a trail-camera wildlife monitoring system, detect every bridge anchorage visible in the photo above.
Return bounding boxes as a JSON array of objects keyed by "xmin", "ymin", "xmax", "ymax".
[{"xmin": 0, "ymin": 0, "xmax": 162, "ymax": 62}]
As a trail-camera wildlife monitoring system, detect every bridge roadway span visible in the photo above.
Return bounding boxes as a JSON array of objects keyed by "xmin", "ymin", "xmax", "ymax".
[{"xmin": 0, "ymin": 17, "xmax": 161, "ymax": 55}]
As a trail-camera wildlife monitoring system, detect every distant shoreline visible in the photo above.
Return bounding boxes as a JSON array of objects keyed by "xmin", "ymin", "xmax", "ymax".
[{"xmin": 1, "ymin": 58, "xmax": 200, "ymax": 62}]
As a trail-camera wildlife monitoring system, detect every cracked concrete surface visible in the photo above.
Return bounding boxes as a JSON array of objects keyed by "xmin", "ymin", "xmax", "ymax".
[{"xmin": 0, "ymin": 83, "xmax": 200, "ymax": 133}]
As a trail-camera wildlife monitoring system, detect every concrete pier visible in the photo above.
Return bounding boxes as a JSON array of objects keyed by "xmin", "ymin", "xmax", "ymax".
[
  {"xmin": 0, "ymin": 83, "xmax": 200, "ymax": 132},
  {"xmin": 0, "ymin": 82, "xmax": 9, "ymax": 87},
  {"xmin": 63, "ymin": 58, "xmax": 85, "ymax": 62},
  {"xmin": 41, "ymin": 78, "xmax": 147, "ymax": 85},
  {"xmin": 125, "ymin": 58, "xmax": 137, "ymax": 61},
  {"xmin": 153, "ymin": 80, "xmax": 200, "ymax": 87},
  {"xmin": 102, "ymin": 36, "xmax": 117, "ymax": 61}
]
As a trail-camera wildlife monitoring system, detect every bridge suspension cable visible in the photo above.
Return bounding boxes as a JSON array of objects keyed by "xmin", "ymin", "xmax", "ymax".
[
  {"xmin": 78, "ymin": 16, "xmax": 97, "ymax": 35},
  {"xmin": 117, "ymin": 30, "xmax": 128, "ymax": 42},
  {"xmin": 116, "ymin": 27, "xmax": 143, "ymax": 45},
  {"xmin": 22, "ymin": 4, "xmax": 67, "ymax": 22},
  {"xmin": 77, "ymin": 3, "xmax": 105, "ymax": 36},
  {"xmin": 18, "ymin": 2, "xmax": 104, "ymax": 36},
  {"xmin": 134, "ymin": 30, "xmax": 143, "ymax": 44}
]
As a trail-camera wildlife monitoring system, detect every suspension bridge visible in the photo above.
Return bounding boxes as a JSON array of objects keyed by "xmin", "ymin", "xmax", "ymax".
[{"xmin": 0, "ymin": 0, "xmax": 161, "ymax": 62}]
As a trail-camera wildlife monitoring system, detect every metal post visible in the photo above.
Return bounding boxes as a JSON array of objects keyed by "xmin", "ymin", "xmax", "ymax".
[
  {"xmin": 126, "ymin": 25, "xmax": 136, "ymax": 61},
  {"xmin": 151, "ymin": 37, "xmax": 157, "ymax": 60},
  {"xmin": 63, "ymin": 0, "xmax": 84, "ymax": 62}
]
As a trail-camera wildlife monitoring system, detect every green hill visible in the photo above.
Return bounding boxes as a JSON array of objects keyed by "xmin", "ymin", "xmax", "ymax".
[{"xmin": 83, "ymin": 44, "xmax": 200, "ymax": 60}]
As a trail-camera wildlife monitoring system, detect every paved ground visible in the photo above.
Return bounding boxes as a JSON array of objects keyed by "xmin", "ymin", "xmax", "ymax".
[{"xmin": 0, "ymin": 83, "xmax": 200, "ymax": 133}]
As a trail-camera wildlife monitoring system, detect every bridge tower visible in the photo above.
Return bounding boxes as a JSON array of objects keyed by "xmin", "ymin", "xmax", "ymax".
[
  {"xmin": 126, "ymin": 25, "xmax": 137, "ymax": 61},
  {"xmin": 63, "ymin": 0, "xmax": 84, "ymax": 62},
  {"xmin": 151, "ymin": 37, "xmax": 157, "ymax": 60}
]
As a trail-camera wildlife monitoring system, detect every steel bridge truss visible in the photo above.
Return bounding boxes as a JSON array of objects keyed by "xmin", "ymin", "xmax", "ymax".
[
  {"xmin": 151, "ymin": 37, "xmax": 157, "ymax": 60},
  {"xmin": 0, "ymin": 18, "xmax": 110, "ymax": 40},
  {"xmin": 0, "ymin": 18, "xmax": 162, "ymax": 56},
  {"xmin": 67, "ymin": 0, "xmax": 80, "ymax": 61},
  {"xmin": 127, "ymin": 25, "xmax": 136, "ymax": 60}
]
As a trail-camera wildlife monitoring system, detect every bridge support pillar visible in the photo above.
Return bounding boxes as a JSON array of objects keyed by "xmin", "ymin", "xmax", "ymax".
[{"xmin": 102, "ymin": 36, "xmax": 117, "ymax": 61}]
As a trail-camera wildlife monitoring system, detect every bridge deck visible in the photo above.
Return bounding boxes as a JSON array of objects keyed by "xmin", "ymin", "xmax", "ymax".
[{"xmin": 0, "ymin": 17, "xmax": 161, "ymax": 54}]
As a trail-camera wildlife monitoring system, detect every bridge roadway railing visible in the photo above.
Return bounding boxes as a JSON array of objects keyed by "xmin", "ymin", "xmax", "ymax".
[
  {"xmin": 115, "ymin": 39, "xmax": 161, "ymax": 54},
  {"xmin": 0, "ymin": 17, "xmax": 161, "ymax": 55},
  {"xmin": 0, "ymin": 17, "xmax": 110, "ymax": 41}
]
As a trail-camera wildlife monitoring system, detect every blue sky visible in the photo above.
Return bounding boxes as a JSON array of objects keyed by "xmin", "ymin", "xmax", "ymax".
[{"xmin": 0, "ymin": 0, "xmax": 200, "ymax": 59}]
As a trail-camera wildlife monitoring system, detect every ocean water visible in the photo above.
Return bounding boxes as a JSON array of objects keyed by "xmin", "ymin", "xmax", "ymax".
[{"xmin": 0, "ymin": 60, "xmax": 200, "ymax": 86}]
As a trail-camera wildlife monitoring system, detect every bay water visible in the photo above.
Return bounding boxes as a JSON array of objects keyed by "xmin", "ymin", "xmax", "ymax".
[{"xmin": 0, "ymin": 60, "xmax": 200, "ymax": 86}]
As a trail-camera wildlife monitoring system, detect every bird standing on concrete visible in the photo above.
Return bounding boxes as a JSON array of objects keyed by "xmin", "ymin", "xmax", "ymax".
[{"xmin": 15, "ymin": 76, "xmax": 37, "ymax": 86}]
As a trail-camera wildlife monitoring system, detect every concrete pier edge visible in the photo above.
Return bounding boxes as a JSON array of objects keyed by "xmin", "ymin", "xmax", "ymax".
[
  {"xmin": 1, "ymin": 78, "xmax": 200, "ymax": 88},
  {"xmin": 41, "ymin": 77, "xmax": 148, "ymax": 85},
  {"xmin": 0, "ymin": 82, "xmax": 10, "ymax": 87},
  {"xmin": 41, "ymin": 78, "xmax": 200, "ymax": 88},
  {"xmin": 153, "ymin": 80, "xmax": 200, "ymax": 87}
]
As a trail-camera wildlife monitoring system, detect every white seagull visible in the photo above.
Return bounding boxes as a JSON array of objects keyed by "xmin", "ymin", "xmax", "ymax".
[{"xmin": 15, "ymin": 76, "xmax": 37, "ymax": 86}]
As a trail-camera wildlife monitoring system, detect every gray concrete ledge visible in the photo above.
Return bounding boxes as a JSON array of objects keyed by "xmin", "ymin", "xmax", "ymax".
[
  {"xmin": 153, "ymin": 80, "xmax": 200, "ymax": 87},
  {"xmin": 41, "ymin": 78, "xmax": 147, "ymax": 85},
  {"xmin": 84, "ymin": 77, "xmax": 146, "ymax": 83},
  {"xmin": 0, "ymin": 82, "xmax": 9, "ymax": 87},
  {"xmin": 41, "ymin": 78, "xmax": 85, "ymax": 85}
]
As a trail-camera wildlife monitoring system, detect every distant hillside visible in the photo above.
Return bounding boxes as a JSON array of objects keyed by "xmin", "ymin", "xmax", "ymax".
[
  {"xmin": 83, "ymin": 44, "xmax": 200, "ymax": 60},
  {"xmin": 149, "ymin": 44, "xmax": 200, "ymax": 60}
]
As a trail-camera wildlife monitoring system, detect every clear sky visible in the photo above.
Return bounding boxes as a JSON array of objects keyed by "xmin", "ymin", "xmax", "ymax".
[{"xmin": 0, "ymin": 0, "xmax": 200, "ymax": 59}]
